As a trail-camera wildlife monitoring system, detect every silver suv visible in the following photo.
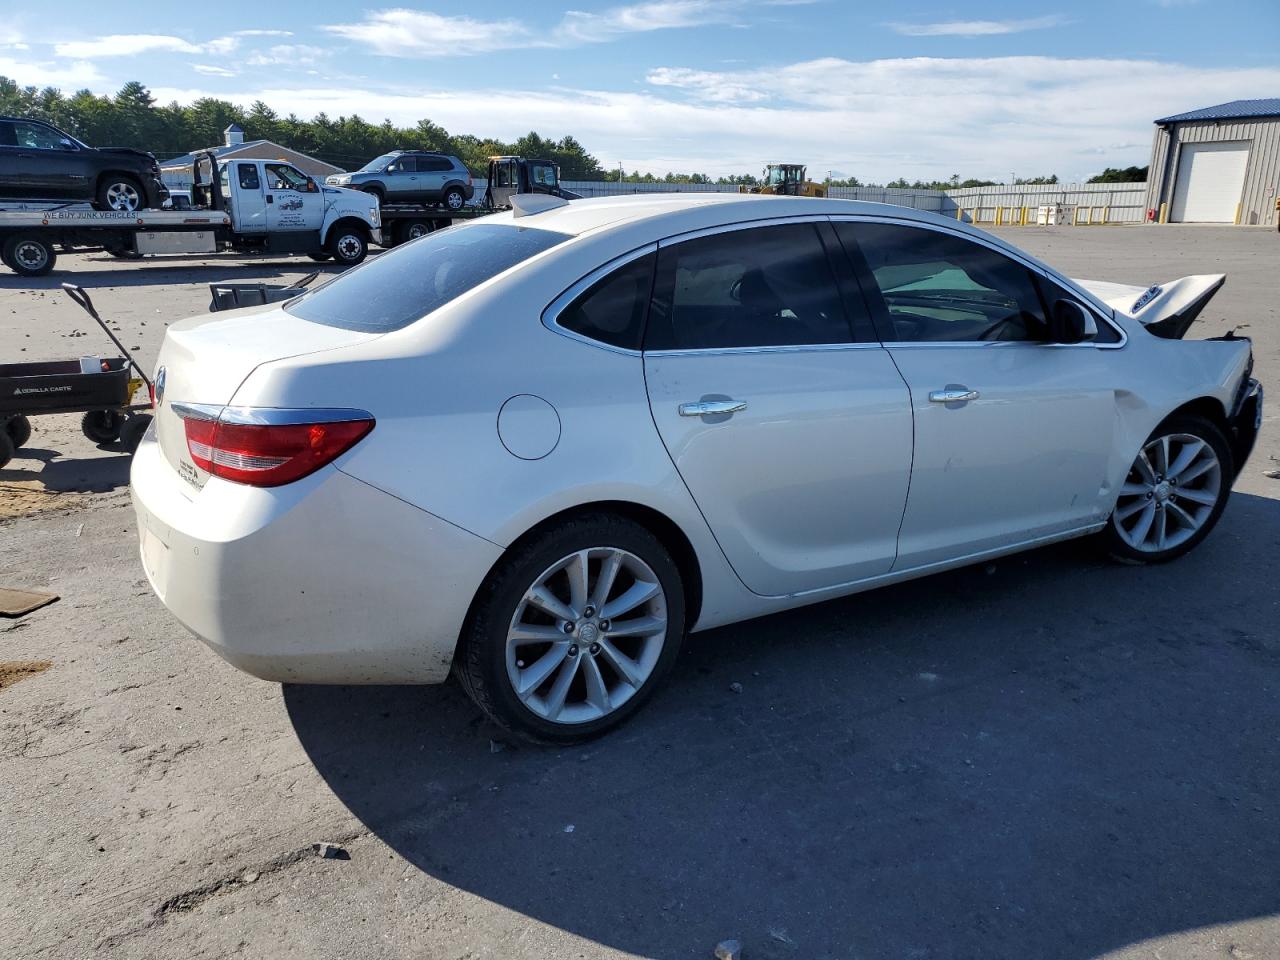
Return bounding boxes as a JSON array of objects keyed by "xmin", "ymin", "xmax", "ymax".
[{"xmin": 326, "ymin": 151, "xmax": 474, "ymax": 210}]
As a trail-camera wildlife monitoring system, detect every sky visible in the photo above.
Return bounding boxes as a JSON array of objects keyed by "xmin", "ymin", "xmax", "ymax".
[{"xmin": 2, "ymin": 0, "xmax": 1279, "ymax": 182}]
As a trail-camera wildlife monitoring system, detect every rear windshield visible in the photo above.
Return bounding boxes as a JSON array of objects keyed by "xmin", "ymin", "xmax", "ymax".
[{"xmin": 285, "ymin": 223, "xmax": 572, "ymax": 332}]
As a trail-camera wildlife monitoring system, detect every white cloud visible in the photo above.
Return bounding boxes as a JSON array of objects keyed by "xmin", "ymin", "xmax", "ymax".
[
  {"xmin": 192, "ymin": 63, "xmax": 236, "ymax": 77},
  {"xmin": 321, "ymin": 10, "xmax": 533, "ymax": 56},
  {"xmin": 246, "ymin": 44, "xmax": 327, "ymax": 67},
  {"xmin": 53, "ymin": 34, "xmax": 239, "ymax": 58},
  {"xmin": 234, "ymin": 29, "xmax": 295, "ymax": 37},
  {"xmin": 555, "ymin": 1, "xmax": 737, "ymax": 44},
  {"xmin": 0, "ymin": 54, "xmax": 107, "ymax": 89},
  {"xmin": 887, "ymin": 15, "xmax": 1068, "ymax": 37},
  {"xmin": 323, "ymin": 1, "xmax": 750, "ymax": 57}
]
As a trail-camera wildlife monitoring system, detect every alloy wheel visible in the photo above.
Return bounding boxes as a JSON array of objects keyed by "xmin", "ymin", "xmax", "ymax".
[
  {"xmin": 1112, "ymin": 432, "xmax": 1221, "ymax": 552},
  {"xmin": 505, "ymin": 547, "xmax": 668, "ymax": 725},
  {"xmin": 105, "ymin": 181, "xmax": 141, "ymax": 211}
]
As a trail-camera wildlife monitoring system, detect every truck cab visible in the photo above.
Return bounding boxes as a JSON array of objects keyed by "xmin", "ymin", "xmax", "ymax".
[
  {"xmin": 484, "ymin": 156, "xmax": 579, "ymax": 210},
  {"xmin": 194, "ymin": 153, "xmax": 381, "ymax": 264}
]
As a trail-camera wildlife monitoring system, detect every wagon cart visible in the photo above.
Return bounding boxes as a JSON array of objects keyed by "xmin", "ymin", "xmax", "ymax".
[{"xmin": 0, "ymin": 284, "xmax": 153, "ymax": 468}]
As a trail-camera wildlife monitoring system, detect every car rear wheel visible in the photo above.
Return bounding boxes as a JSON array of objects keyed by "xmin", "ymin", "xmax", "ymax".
[
  {"xmin": 456, "ymin": 514, "xmax": 686, "ymax": 744},
  {"xmin": 442, "ymin": 186, "xmax": 466, "ymax": 211},
  {"xmin": 1103, "ymin": 414, "xmax": 1233, "ymax": 564},
  {"xmin": 2, "ymin": 235, "xmax": 56, "ymax": 276},
  {"xmin": 96, "ymin": 175, "xmax": 145, "ymax": 212}
]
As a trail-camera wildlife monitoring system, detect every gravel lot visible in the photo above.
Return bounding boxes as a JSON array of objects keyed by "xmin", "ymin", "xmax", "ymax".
[{"xmin": 2, "ymin": 227, "xmax": 1278, "ymax": 960}]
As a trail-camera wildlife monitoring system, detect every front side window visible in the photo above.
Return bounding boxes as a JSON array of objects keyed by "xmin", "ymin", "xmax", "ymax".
[
  {"xmin": 557, "ymin": 253, "xmax": 655, "ymax": 350},
  {"xmin": 646, "ymin": 222, "xmax": 852, "ymax": 351},
  {"xmin": 838, "ymin": 222, "xmax": 1048, "ymax": 343},
  {"xmin": 264, "ymin": 163, "xmax": 311, "ymax": 191},
  {"xmin": 389, "ymin": 157, "xmax": 417, "ymax": 173},
  {"xmin": 286, "ymin": 223, "xmax": 572, "ymax": 332},
  {"xmin": 12, "ymin": 121, "xmax": 69, "ymax": 150}
]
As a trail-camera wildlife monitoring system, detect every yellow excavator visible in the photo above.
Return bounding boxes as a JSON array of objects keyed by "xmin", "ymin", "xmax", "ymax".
[{"xmin": 741, "ymin": 163, "xmax": 827, "ymax": 198}]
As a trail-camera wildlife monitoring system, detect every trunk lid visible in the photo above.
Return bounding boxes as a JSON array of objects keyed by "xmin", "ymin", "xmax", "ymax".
[
  {"xmin": 1074, "ymin": 273, "xmax": 1226, "ymax": 339},
  {"xmin": 153, "ymin": 303, "xmax": 382, "ymax": 487}
]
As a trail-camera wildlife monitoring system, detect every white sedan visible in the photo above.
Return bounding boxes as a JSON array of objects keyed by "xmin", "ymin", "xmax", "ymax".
[{"xmin": 131, "ymin": 193, "xmax": 1262, "ymax": 742}]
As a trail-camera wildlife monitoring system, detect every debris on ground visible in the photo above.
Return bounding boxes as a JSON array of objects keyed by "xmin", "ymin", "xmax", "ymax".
[
  {"xmin": 713, "ymin": 938, "xmax": 743, "ymax": 959},
  {"xmin": 312, "ymin": 842, "xmax": 349, "ymax": 860},
  {"xmin": 0, "ymin": 661, "xmax": 52, "ymax": 690},
  {"xmin": 563, "ymin": 824, "xmax": 575, "ymax": 834},
  {"xmin": 0, "ymin": 586, "xmax": 60, "ymax": 618},
  {"xmin": 729, "ymin": 681, "xmax": 743, "ymax": 694},
  {"xmin": 768, "ymin": 927, "xmax": 794, "ymax": 944}
]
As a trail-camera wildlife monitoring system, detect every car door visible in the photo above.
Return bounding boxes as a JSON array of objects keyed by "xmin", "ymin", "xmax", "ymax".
[
  {"xmin": 384, "ymin": 156, "xmax": 415, "ymax": 199},
  {"xmin": 642, "ymin": 220, "xmax": 914, "ymax": 596},
  {"xmin": 417, "ymin": 156, "xmax": 451, "ymax": 199},
  {"xmin": 9, "ymin": 120, "xmax": 90, "ymax": 199},
  {"xmin": 262, "ymin": 163, "xmax": 324, "ymax": 233},
  {"xmin": 833, "ymin": 218, "xmax": 1119, "ymax": 570},
  {"xmin": 228, "ymin": 161, "xmax": 267, "ymax": 232},
  {"xmin": 0, "ymin": 120, "xmax": 26, "ymax": 197}
]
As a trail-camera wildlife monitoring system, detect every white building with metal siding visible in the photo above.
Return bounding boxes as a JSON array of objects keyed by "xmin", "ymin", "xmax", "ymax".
[{"xmin": 1144, "ymin": 98, "xmax": 1280, "ymax": 226}]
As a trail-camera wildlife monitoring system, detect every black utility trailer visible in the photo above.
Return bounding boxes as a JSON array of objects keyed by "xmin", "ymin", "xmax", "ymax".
[{"xmin": 0, "ymin": 285, "xmax": 152, "ymax": 468}]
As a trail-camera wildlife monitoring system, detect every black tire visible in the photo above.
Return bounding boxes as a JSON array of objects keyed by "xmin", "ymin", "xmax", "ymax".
[
  {"xmin": 107, "ymin": 247, "xmax": 143, "ymax": 260},
  {"xmin": 442, "ymin": 186, "xmax": 466, "ymax": 211},
  {"xmin": 81, "ymin": 410, "xmax": 125, "ymax": 445},
  {"xmin": 3, "ymin": 234, "xmax": 56, "ymax": 276},
  {"xmin": 455, "ymin": 513, "xmax": 686, "ymax": 744},
  {"xmin": 5, "ymin": 415, "xmax": 32, "ymax": 450},
  {"xmin": 397, "ymin": 219, "xmax": 433, "ymax": 244},
  {"xmin": 94, "ymin": 174, "xmax": 145, "ymax": 212},
  {"xmin": 119, "ymin": 414, "xmax": 152, "ymax": 453},
  {"xmin": 326, "ymin": 225, "xmax": 368, "ymax": 266},
  {"xmin": 1102, "ymin": 414, "xmax": 1233, "ymax": 565},
  {"xmin": 307, "ymin": 252, "xmax": 333, "ymax": 262},
  {"xmin": 0, "ymin": 430, "xmax": 13, "ymax": 470}
]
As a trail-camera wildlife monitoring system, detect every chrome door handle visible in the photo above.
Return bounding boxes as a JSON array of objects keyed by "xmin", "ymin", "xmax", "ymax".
[
  {"xmin": 678, "ymin": 399, "xmax": 747, "ymax": 417},
  {"xmin": 928, "ymin": 388, "xmax": 980, "ymax": 403}
]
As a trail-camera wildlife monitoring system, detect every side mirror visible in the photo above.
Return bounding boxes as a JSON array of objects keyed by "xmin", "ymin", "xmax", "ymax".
[
  {"xmin": 58, "ymin": 138, "xmax": 76, "ymax": 150},
  {"xmin": 1050, "ymin": 298, "xmax": 1097, "ymax": 344}
]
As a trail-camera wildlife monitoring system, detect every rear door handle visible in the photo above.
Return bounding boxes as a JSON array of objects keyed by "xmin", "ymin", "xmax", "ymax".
[
  {"xmin": 928, "ymin": 388, "xmax": 980, "ymax": 403},
  {"xmin": 679, "ymin": 399, "xmax": 747, "ymax": 418}
]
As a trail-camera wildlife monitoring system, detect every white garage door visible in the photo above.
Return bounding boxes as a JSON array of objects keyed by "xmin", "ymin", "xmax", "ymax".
[{"xmin": 1170, "ymin": 141, "xmax": 1250, "ymax": 222}]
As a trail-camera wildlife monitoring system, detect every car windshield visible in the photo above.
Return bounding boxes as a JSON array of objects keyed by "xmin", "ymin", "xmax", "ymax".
[
  {"xmin": 356, "ymin": 153, "xmax": 399, "ymax": 173},
  {"xmin": 285, "ymin": 223, "xmax": 573, "ymax": 332}
]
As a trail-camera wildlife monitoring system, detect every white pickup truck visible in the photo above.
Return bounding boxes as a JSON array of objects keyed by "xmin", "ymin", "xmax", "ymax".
[{"xmin": 0, "ymin": 152, "xmax": 381, "ymax": 276}]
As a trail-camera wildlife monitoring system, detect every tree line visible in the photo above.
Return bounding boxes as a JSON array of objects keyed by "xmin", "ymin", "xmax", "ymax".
[{"xmin": 1, "ymin": 77, "xmax": 1147, "ymax": 186}]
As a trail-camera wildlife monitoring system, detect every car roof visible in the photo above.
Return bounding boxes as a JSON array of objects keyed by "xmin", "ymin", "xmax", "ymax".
[{"xmin": 483, "ymin": 192, "xmax": 986, "ymax": 242}]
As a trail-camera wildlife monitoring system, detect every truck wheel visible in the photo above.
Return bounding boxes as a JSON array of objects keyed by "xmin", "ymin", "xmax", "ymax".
[
  {"xmin": 82, "ymin": 410, "xmax": 125, "ymax": 445},
  {"xmin": 0, "ymin": 430, "xmax": 14, "ymax": 470},
  {"xmin": 95, "ymin": 175, "xmax": 145, "ymax": 212},
  {"xmin": 327, "ymin": 227, "xmax": 368, "ymax": 266},
  {"xmin": 107, "ymin": 247, "xmax": 143, "ymax": 260},
  {"xmin": 397, "ymin": 219, "xmax": 433, "ymax": 244},
  {"xmin": 2, "ymin": 235, "xmax": 56, "ymax": 276},
  {"xmin": 5, "ymin": 415, "xmax": 32, "ymax": 450},
  {"xmin": 442, "ymin": 187, "xmax": 466, "ymax": 211}
]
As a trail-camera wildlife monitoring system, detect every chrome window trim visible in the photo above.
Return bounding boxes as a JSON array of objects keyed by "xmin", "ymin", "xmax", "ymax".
[
  {"xmin": 655, "ymin": 214, "xmax": 829, "ymax": 248},
  {"xmin": 541, "ymin": 242, "xmax": 657, "ymax": 357},
  {"xmin": 170, "ymin": 403, "xmax": 374, "ymax": 426},
  {"xmin": 826, "ymin": 213, "xmax": 1128, "ymax": 351},
  {"xmin": 645, "ymin": 342, "xmax": 885, "ymax": 359}
]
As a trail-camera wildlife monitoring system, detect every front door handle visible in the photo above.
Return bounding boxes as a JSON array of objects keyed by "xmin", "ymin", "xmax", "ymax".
[
  {"xmin": 679, "ymin": 399, "xmax": 747, "ymax": 418},
  {"xmin": 928, "ymin": 388, "xmax": 980, "ymax": 403}
]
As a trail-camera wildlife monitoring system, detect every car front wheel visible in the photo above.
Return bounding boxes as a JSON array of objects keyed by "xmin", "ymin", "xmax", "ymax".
[
  {"xmin": 1103, "ymin": 414, "xmax": 1233, "ymax": 564},
  {"xmin": 456, "ymin": 514, "xmax": 686, "ymax": 743}
]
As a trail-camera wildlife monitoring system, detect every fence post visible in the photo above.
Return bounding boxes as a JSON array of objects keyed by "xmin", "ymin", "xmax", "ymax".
[
  {"xmin": 1234, "ymin": 202, "xmax": 1242, "ymax": 225},
  {"xmin": 995, "ymin": 206, "xmax": 1003, "ymax": 226},
  {"xmin": 1158, "ymin": 202, "xmax": 1168, "ymax": 224}
]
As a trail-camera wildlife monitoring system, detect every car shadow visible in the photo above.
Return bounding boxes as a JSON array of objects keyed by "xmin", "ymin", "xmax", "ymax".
[
  {"xmin": 285, "ymin": 492, "xmax": 1280, "ymax": 959},
  {"xmin": 0, "ymin": 449, "xmax": 132, "ymax": 492}
]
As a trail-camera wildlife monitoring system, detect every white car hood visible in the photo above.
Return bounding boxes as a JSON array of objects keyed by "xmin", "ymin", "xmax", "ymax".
[{"xmin": 1073, "ymin": 274, "xmax": 1226, "ymax": 339}]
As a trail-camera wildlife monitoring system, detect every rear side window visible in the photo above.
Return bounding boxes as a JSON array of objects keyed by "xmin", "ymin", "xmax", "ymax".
[
  {"xmin": 557, "ymin": 253, "xmax": 655, "ymax": 350},
  {"xmin": 646, "ymin": 223, "xmax": 853, "ymax": 350},
  {"xmin": 237, "ymin": 163, "xmax": 260, "ymax": 190},
  {"xmin": 418, "ymin": 156, "xmax": 452, "ymax": 172},
  {"xmin": 837, "ymin": 222, "xmax": 1047, "ymax": 343},
  {"xmin": 286, "ymin": 223, "xmax": 572, "ymax": 332}
]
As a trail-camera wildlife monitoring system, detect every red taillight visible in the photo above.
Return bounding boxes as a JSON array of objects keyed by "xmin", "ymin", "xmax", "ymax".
[{"xmin": 182, "ymin": 414, "xmax": 374, "ymax": 487}]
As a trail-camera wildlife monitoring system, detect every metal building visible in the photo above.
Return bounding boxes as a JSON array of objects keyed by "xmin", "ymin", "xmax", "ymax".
[{"xmin": 1144, "ymin": 98, "xmax": 1280, "ymax": 226}]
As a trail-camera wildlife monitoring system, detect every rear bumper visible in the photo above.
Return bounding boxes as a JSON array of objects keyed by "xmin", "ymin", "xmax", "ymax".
[
  {"xmin": 130, "ymin": 436, "xmax": 502, "ymax": 684},
  {"xmin": 1228, "ymin": 378, "xmax": 1262, "ymax": 477}
]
